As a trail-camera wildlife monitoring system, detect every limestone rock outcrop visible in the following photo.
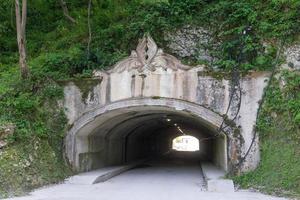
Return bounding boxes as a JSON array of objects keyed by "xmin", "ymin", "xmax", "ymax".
[
  {"xmin": 282, "ymin": 44, "xmax": 300, "ymax": 70},
  {"xmin": 164, "ymin": 26, "xmax": 218, "ymax": 63},
  {"xmin": 0, "ymin": 123, "xmax": 15, "ymax": 149}
]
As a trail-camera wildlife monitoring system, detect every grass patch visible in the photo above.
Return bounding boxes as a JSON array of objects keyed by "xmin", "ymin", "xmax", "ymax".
[{"xmin": 233, "ymin": 71, "xmax": 300, "ymax": 198}]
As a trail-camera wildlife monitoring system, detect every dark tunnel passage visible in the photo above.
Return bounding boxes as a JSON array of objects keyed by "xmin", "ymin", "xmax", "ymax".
[{"xmin": 72, "ymin": 105, "xmax": 228, "ymax": 172}]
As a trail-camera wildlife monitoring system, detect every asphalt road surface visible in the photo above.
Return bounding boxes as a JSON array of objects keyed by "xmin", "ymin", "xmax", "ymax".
[{"xmin": 6, "ymin": 156, "xmax": 286, "ymax": 200}]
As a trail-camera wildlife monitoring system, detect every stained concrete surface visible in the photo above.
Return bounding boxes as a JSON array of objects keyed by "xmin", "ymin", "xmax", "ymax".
[
  {"xmin": 64, "ymin": 37, "xmax": 270, "ymax": 172},
  {"xmin": 6, "ymin": 154, "xmax": 287, "ymax": 200}
]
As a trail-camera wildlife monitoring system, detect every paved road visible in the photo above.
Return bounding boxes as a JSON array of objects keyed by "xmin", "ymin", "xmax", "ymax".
[{"xmin": 7, "ymin": 157, "xmax": 287, "ymax": 200}]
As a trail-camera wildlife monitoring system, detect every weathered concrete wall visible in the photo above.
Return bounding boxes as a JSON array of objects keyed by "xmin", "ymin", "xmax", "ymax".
[
  {"xmin": 212, "ymin": 134, "xmax": 227, "ymax": 171},
  {"xmin": 64, "ymin": 71, "xmax": 268, "ymax": 171},
  {"xmin": 63, "ymin": 36, "xmax": 270, "ymax": 173}
]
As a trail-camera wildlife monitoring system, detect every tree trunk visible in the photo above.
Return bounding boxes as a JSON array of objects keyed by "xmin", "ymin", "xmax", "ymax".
[
  {"xmin": 15, "ymin": 0, "xmax": 29, "ymax": 79},
  {"xmin": 87, "ymin": 0, "xmax": 92, "ymax": 60}
]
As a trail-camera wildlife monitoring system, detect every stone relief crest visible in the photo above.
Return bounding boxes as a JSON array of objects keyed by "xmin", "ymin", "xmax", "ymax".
[{"xmin": 108, "ymin": 35, "xmax": 191, "ymax": 73}]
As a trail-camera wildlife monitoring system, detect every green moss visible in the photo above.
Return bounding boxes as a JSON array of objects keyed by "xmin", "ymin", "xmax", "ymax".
[
  {"xmin": 197, "ymin": 70, "xmax": 267, "ymax": 80},
  {"xmin": 233, "ymin": 128, "xmax": 241, "ymax": 137},
  {"xmin": 197, "ymin": 71, "xmax": 231, "ymax": 80},
  {"xmin": 151, "ymin": 96, "xmax": 161, "ymax": 99},
  {"xmin": 223, "ymin": 115, "xmax": 237, "ymax": 128},
  {"xmin": 74, "ymin": 79, "xmax": 102, "ymax": 101},
  {"xmin": 59, "ymin": 78, "xmax": 102, "ymax": 102}
]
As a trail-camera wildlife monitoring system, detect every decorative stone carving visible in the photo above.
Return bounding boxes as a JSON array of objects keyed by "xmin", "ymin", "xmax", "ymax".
[{"xmin": 108, "ymin": 35, "xmax": 191, "ymax": 73}]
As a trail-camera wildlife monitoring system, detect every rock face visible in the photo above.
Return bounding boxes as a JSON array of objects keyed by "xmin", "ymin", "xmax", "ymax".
[
  {"xmin": 0, "ymin": 123, "xmax": 15, "ymax": 148},
  {"xmin": 164, "ymin": 26, "xmax": 217, "ymax": 63},
  {"xmin": 282, "ymin": 43, "xmax": 300, "ymax": 70},
  {"xmin": 63, "ymin": 35, "xmax": 269, "ymax": 173}
]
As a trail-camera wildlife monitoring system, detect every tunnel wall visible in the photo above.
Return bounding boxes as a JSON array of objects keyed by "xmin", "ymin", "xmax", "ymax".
[
  {"xmin": 65, "ymin": 100, "xmax": 229, "ymax": 171},
  {"xmin": 78, "ymin": 123, "xmax": 228, "ymax": 172},
  {"xmin": 212, "ymin": 135, "xmax": 228, "ymax": 171},
  {"xmin": 64, "ymin": 69, "xmax": 269, "ymax": 172}
]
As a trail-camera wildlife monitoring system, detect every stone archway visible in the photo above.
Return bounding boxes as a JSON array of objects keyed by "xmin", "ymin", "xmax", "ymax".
[{"xmin": 65, "ymin": 98, "xmax": 241, "ymax": 173}]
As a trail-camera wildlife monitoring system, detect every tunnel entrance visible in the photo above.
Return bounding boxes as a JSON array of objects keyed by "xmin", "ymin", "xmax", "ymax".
[
  {"xmin": 66, "ymin": 98, "xmax": 240, "ymax": 173},
  {"xmin": 172, "ymin": 135, "xmax": 200, "ymax": 152}
]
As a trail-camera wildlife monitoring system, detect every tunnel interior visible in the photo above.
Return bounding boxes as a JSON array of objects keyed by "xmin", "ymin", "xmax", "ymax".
[{"xmin": 74, "ymin": 106, "xmax": 228, "ymax": 172}]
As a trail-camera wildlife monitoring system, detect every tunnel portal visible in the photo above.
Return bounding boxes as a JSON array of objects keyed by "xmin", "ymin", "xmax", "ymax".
[{"xmin": 64, "ymin": 35, "xmax": 269, "ymax": 173}]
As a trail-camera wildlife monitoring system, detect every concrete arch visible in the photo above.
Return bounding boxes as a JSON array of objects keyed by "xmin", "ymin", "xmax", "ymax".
[{"xmin": 65, "ymin": 98, "xmax": 240, "ymax": 172}]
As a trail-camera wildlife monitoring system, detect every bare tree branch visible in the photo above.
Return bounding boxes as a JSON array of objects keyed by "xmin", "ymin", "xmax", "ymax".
[
  {"xmin": 59, "ymin": 0, "xmax": 76, "ymax": 24},
  {"xmin": 15, "ymin": 0, "xmax": 21, "ymax": 35},
  {"xmin": 21, "ymin": 0, "xmax": 27, "ymax": 35},
  {"xmin": 11, "ymin": 2, "xmax": 15, "ymax": 30},
  {"xmin": 87, "ymin": 0, "xmax": 92, "ymax": 61}
]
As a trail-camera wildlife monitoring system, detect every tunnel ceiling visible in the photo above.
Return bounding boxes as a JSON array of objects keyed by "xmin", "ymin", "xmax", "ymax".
[{"xmin": 86, "ymin": 107, "xmax": 223, "ymax": 141}]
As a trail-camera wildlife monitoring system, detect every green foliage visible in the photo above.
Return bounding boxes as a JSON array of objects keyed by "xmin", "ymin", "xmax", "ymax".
[
  {"xmin": 200, "ymin": 0, "xmax": 296, "ymax": 71},
  {"xmin": 2, "ymin": 0, "xmax": 299, "ymax": 71},
  {"xmin": 233, "ymin": 71, "xmax": 300, "ymax": 197},
  {"xmin": 0, "ymin": 139, "xmax": 72, "ymax": 198},
  {"xmin": 30, "ymin": 46, "xmax": 91, "ymax": 79},
  {"xmin": 0, "ymin": 66, "xmax": 71, "ymax": 197},
  {"xmin": 0, "ymin": 73, "xmax": 66, "ymax": 140},
  {"xmin": 256, "ymin": 0, "xmax": 300, "ymax": 40},
  {"xmin": 234, "ymin": 138, "xmax": 300, "ymax": 197}
]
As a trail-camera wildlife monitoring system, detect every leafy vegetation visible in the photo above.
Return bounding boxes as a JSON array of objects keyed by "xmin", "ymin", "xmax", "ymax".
[
  {"xmin": 233, "ymin": 71, "xmax": 300, "ymax": 197},
  {"xmin": 1, "ymin": 0, "xmax": 300, "ymax": 71},
  {"xmin": 0, "ymin": 0, "xmax": 299, "ymax": 197},
  {"xmin": 0, "ymin": 139, "xmax": 72, "ymax": 198},
  {"xmin": 0, "ymin": 62, "xmax": 71, "ymax": 198}
]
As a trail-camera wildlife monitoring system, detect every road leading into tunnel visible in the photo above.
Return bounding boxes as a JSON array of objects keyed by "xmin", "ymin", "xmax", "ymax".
[{"xmin": 7, "ymin": 153, "xmax": 286, "ymax": 200}]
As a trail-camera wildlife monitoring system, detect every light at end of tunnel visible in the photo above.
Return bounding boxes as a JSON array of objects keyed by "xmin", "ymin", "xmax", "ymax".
[{"xmin": 172, "ymin": 135, "xmax": 200, "ymax": 152}]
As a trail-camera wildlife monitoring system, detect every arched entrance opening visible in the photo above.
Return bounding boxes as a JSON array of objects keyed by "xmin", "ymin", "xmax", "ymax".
[
  {"xmin": 66, "ymin": 98, "xmax": 238, "ymax": 173},
  {"xmin": 172, "ymin": 135, "xmax": 200, "ymax": 152}
]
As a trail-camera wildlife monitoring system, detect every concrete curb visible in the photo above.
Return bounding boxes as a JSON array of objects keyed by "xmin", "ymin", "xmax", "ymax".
[
  {"xmin": 65, "ymin": 160, "xmax": 146, "ymax": 185},
  {"xmin": 201, "ymin": 162, "xmax": 235, "ymax": 193},
  {"xmin": 93, "ymin": 161, "xmax": 144, "ymax": 184}
]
